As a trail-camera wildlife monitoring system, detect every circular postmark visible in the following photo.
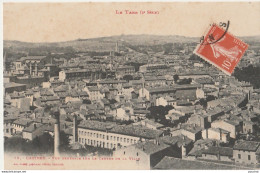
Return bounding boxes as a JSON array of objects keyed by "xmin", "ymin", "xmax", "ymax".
[{"xmin": 200, "ymin": 20, "xmax": 230, "ymax": 45}]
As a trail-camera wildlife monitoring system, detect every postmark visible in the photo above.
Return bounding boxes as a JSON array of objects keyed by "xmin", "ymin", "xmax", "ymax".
[{"xmin": 194, "ymin": 23, "xmax": 249, "ymax": 75}]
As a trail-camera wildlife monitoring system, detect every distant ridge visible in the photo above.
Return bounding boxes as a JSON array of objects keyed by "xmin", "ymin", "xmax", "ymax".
[{"xmin": 4, "ymin": 34, "xmax": 260, "ymax": 52}]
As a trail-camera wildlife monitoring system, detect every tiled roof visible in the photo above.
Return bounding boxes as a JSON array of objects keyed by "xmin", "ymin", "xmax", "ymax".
[
  {"xmin": 78, "ymin": 120, "xmax": 163, "ymax": 139},
  {"xmin": 181, "ymin": 124, "xmax": 202, "ymax": 134},
  {"xmin": 87, "ymin": 86, "xmax": 100, "ymax": 92},
  {"xmin": 133, "ymin": 140, "xmax": 170, "ymax": 155},
  {"xmin": 5, "ymin": 82, "xmax": 27, "ymax": 89},
  {"xmin": 160, "ymin": 135, "xmax": 192, "ymax": 147},
  {"xmin": 153, "ymin": 156, "xmax": 244, "ymax": 170},
  {"xmin": 13, "ymin": 118, "xmax": 33, "ymax": 126},
  {"xmin": 202, "ymin": 146, "xmax": 233, "ymax": 157},
  {"xmin": 142, "ymin": 119, "xmax": 164, "ymax": 128},
  {"xmin": 20, "ymin": 56, "xmax": 46, "ymax": 61},
  {"xmin": 99, "ymin": 80, "xmax": 127, "ymax": 84},
  {"xmin": 233, "ymin": 140, "xmax": 260, "ymax": 152},
  {"xmin": 23, "ymin": 123, "xmax": 44, "ymax": 133}
]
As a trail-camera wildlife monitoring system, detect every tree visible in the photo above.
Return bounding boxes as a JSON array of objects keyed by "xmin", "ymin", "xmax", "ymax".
[
  {"xmin": 59, "ymin": 131, "xmax": 71, "ymax": 153},
  {"xmin": 234, "ymin": 65, "xmax": 260, "ymax": 89},
  {"xmin": 83, "ymin": 99, "xmax": 91, "ymax": 104},
  {"xmin": 30, "ymin": 133, "xmax": 54, "ymax": 154},
  {"xmin": 173, "ymin": 74, "xmax": 179, "ymax": 83},
  {"xmin": 122, "ymin": 75, "xmax": 133, "ymax": 81},
  {"xmin": 4, "ymin": 137, "xmax": 27, "ymax": 153},
  {"xmin": 189, "ymin": 53, "xmax": 200, "ymax": 61},
  {"xmin": 177, "ymin": 78, "xmax": 192, "ymax": 85},
  {"xmin": 198, "ymin": 98, "xmax": 207, "ymax": 108},
  {"xmin": 148, "ymin": 105, "xmax": 173, "ymax": 123},
  {"xmin": 163, "ymin": 43, "xmax": 173, "ymax": 55},
  {"xmin": 4, "ymin": 133, "xmax": 54, "ymax": 154}
]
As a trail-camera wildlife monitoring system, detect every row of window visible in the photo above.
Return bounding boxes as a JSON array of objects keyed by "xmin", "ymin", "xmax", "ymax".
[
  {"xmin": 238, "ymin": 154, "xmax": 251, "ymax": 160},
  {"xmin": 78, "ymin": 138, "xmax": 124, "ymax": 149},
  {"xmin": 78, "ymin": 130, "xmax": 137, "ymax": 144},
  {"xmin": 13, "ymin": 124, "xmax": 23, "ymax": 128}
]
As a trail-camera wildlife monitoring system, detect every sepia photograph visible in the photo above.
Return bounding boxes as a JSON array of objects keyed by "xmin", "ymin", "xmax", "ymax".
[{"xmin": 2, "ymin": 2, "xmax": 260, "ymax": 170}]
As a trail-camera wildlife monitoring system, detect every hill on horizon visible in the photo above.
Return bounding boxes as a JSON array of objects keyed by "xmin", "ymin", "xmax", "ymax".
[{"xmin": 4, "ymin": 34, "xmax": 260, "ymax": 52}]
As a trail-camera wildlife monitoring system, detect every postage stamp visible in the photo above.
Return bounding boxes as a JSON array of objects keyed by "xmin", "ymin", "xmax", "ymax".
[{"xmin": 194, "ymin": 24, "xmax": 249, "ymax": 75}]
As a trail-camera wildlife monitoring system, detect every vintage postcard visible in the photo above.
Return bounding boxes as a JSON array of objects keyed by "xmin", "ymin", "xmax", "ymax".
[{"xmin": 2, "ymin": 2, "xmax": 260, "ymax": 170}]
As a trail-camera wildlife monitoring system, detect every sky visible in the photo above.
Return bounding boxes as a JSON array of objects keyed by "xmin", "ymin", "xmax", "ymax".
[{"xmin": 3, "ymin": 2, "xmax": 260, "ymax": 42}]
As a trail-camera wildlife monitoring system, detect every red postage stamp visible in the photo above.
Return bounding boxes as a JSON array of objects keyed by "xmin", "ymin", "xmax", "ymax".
[{"xmin": 194, "ymin": 24, "xmax": 249, "ymax": 75}]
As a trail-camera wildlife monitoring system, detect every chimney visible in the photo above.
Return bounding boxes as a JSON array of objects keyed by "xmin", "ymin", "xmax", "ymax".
[
  {"xmin": 142, "ymin": 145, "xmax": 145, "ymax": 151},
  {"xmin": 219, "ymin": 129, "xmax": 222, "ymax": 141},
  {"xmin": 181, "ymin": 145, "xmax": 187, "ymax": 158},
  {"xmin": 73, "ymin": 114, "xmax": 78, "ymax": 143},
  {"xmin": 33, "ymin": 113, "xmax": 36, "ymax": 119},
  {"xmin": 54, "ymin": 109, "xmax": 60, "ymax": 157},
  {"xmin": 153, "ymin": 139, "xmax": 157, "ymax": 145},
  {"xmin": 217, "ymin": 148, "xmax": 221, "ymax": 160},
  {"xmin": 35, "ymin": 63, "xmax": 38, "ymax": 76},
  {"xmin": 156, "ymin": 139, "xmax": 160, "ymax": 145},
  {"xmin": 30, "ymin": 62, "xmax": 32, "ymax": 75},
  {"xmin": 182, "ymin": 135, "xmax": 186, "ymax": 140},
  {"xmin": 248, "ymin": 91, "xmax": 251, "ymax": 101}
]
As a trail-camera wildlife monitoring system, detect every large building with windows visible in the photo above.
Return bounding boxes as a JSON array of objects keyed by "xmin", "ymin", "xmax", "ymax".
[
  {"xmin": 139, "ymin": 64, "xmax": 168, "ymax": 73},
  {"xmin": 59, "ymin": 69, "xmax": 104, "ymax": 81},
  {"xmin": 233, "ymin": 140, "xmax": 260, "ymax": 164},
  {"xmin": 77, "ymin": 120, "xmax": 164, "ymax": 150}
]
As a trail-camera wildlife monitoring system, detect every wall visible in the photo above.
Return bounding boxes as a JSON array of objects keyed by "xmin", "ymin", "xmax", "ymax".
[
  {"xmin": 77, "ymin": 128, "xmax": 142, "ymax": 149},
  {"xmin": 113, "ymin": 146, "xmax": 150, "ymax": 169},
  {"xmin": 211, "ymin": 121, "xmax": 237, "ymax": 139},
  {"xmin": 233, "ymin": 149, "xmax": 258, "ymax": 164}
]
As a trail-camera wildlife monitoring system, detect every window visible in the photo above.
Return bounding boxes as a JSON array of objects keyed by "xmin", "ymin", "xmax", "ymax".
[
  {"xmin": 238, "ymin": 154, "xmax": 241, "ymax": 159},
  {"xmin": 248, "ymin": 155, "xmax": 251, "ymax": 160},
  {"xmin": 124, "ymin": 138, "xmax": 126, "ymax": 142},
  {"xmin": 136, "ymin": 152, "xmax": 139, "ymax": 156},
  {"xmin": 117, "ymin": 137, "xmax": 119, "ymax": 141},
  {"xmin": 124, "ymin": 151, "xmax": 125, "ymax": 155}
]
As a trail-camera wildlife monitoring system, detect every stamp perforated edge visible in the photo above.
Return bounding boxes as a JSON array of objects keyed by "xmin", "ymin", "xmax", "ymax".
[{"xmin": 193, "ymin": 24, "xmax": 249, "ymax": 76}]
